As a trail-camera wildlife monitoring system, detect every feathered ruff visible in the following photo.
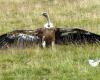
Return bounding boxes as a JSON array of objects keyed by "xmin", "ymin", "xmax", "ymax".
[{"xmin": 44, "ymin": 22, "xmax": 54, "ymax": 28}]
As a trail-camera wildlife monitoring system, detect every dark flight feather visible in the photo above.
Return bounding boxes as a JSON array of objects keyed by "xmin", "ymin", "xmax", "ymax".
[
  {"xmin": 55, "ymin": 28, "xmax": 100, "ymax": 44},
  {"xmin": 0, "ymin": 30, "xmax": 39, "ymax": 48}
]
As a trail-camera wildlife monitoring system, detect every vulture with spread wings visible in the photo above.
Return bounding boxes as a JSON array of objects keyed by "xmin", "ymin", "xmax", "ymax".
[
  {"xmin": 0, "ymin": 12, "xmax": 100, "ymax": 48},
  {"xmin": 0, "ymin": 27, "xmax": 100, "ymax": 48}
]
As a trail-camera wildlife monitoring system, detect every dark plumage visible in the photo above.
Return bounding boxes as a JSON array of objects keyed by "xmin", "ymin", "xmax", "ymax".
[
  {"xmin": 55, "ymin": 28, "xmax": 100, "ymax": 44},
  {"xmin": 34, "ymin": 28, "xmax": 56, "ymax": 47},
  {"xmin": 0, "ymin": 30, "xmax": 39, "ymax": 48},
  {"xmin": 0, "ymin": 28, "xmax": 100, "ymax": 48}
]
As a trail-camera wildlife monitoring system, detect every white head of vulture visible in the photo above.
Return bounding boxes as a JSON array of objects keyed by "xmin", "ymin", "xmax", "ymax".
[{"xmin": 42, "ymin": 12, "xmax": 54, "ymax": 28}]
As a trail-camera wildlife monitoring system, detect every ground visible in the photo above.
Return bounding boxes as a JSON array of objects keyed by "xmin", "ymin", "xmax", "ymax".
[{"xmin": 0, "ymin": 0, "xmax": 100, "ymax": 80}]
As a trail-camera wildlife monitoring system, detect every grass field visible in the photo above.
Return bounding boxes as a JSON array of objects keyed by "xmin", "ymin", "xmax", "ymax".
[{"xmin": 0, "ymin": 0, "xmax": 100, "ymax": 80}]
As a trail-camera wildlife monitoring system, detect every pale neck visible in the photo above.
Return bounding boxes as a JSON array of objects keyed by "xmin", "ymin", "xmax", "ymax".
[{"xmin": 46, "ymin": 15, "xmax": 51, "ymax": 27}]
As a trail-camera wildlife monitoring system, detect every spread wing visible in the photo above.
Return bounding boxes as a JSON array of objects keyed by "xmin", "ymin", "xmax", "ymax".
[
  {"xmin": 55, "ymin": 28, "xmax": 100, "ymax": 44},
  {"xmin": 0, "ymin": 30, "xmax": 39, "ymax": 48}
]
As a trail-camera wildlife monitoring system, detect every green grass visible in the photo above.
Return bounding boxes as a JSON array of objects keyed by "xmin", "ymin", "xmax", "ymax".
[
  {"xmin": 0, "ymin": 45, "xmax": 100, "ymax": 80},
  {"xmin": 0, "ymin": 0, "xmax": 100, "ymax": 80}
]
